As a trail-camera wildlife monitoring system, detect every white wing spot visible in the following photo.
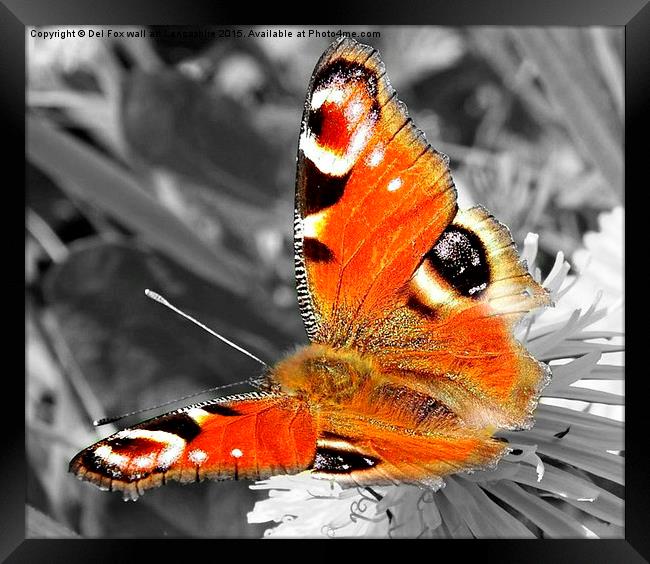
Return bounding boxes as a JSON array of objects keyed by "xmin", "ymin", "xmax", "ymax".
[
  {"xmin": 95, "ymin": 445, "xmax": 129, "ymax": 468},
  {"xmin": 311, "ymin": 87, "xmax": 344, "ymax": 110},
  {"xmin": 387, "ymin": 177, "xmax": 402, "ymax": 192},
  {"xmin": 302, "ymin": 210, "xmax": 329, "ymax": 238},
  {"xmin": 158, "ymin": 446, "xmax": 183, "ymax": 469},
  {"xmin": 186, "ymin": 407, "xmax": 210, "ymax": 423},
  {"xmin": 367, "ymin": 145, "xmax": 384, "ymax": 167},
  {"xmin": 300, "ymin": 130, "xmax": 352, "ymax": 177},
  {"xmin": 230, "ymin": 448, "xmax": 243, "ymax": 458},
  {"xmin": 345, "ymin": 99, "xmax": 364, "ymax": 122},
  {"xmin": 300, "ymin": 118, "xmax": 376, "ymax": 177},
  {"xmin": 113, "ymin": 429, "xmax": 186, "ymax": 470},
  {"xmin": 347, "ymin": 122, "xmax": 373, "ymax": 159},
  {"xmin": 413, "ymin": 266, "xmax": 455, "ymax": 305},
  {"xmin": 189, "ymin": 449, "xmax": 208, "ymax": 464},
  {"xmin": 133, "ymin": 454, "xmax": 156, "ymax": 469}
]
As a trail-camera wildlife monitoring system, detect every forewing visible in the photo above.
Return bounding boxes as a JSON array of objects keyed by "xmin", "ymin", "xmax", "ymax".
[
  {"xmin": 69, "ymin": 392, "xmax": 316, "ymax": 499},
  {"xmin": 294, "ymin": 37, "xmax": 457, "ymax": 343}
]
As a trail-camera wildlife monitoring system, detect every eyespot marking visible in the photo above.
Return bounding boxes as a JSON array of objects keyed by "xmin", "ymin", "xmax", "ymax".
[
  {"xmin": 312, "ymin": 60, "xmax": 379, "ymax": 100},
  {"xmin": 300, "ymin": 60, "xmax": 381, "ymax": 178},
  {"xmin": 312, "ymin": 447, "xmax": 378, "ymax": 474},
  {"xmin": 133, "ymin": 454, "xmax": 156, "ymax": 469},
  {"xmin": 426, "ymin": 226, "xmax": 490, "ymax": 298},
  {"xmin": 307, "ymin": 106, "xmax": 325, "ymax": 139},
  {"xmin": 300, "ymin": 118, "xmax": 375, "ymax": 177},
  {"xmin": 94, "ymin": 445, "xmax": 129, "ymax": 469},
  {"xmin": 86, "ymin": 429, "xmax": 187, "ymax": 481},
  {"xmin": 412, "ymin": 266, "xmax": 455, "ymax": 305}
]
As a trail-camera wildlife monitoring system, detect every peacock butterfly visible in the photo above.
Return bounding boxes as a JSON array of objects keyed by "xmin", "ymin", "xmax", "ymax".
[{"xmin": 70, "ymin": 37, "xmax": 551, "ymax": 500}]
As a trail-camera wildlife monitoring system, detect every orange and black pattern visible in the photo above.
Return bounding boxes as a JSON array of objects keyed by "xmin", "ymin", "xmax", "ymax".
[{"xmin": 70, "ymin": 38, "xmax": 550, "ymax": 499}]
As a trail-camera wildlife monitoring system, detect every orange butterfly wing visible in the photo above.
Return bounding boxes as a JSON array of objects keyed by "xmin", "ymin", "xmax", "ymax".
[
  {"xmin": 294, "ymin": 38, "xmax": 457, "ymax": 340},
  {"xmin": 294, "ymin": 38, "xmax": 550, "ymax": 450},
  {"xmin": 71, "ymin": 38, "xmax": 551, "ymax": 498},
  {"xmin": 367, "ymin": 206, "xmax": 551, "ymax": 430},
  {"xmin": 69, "ymin": 393, "xmax": 315, "ymax": 499},
  {"xmin": 315, "ymin": 408, "xmax": 507, "ymax": 486}
]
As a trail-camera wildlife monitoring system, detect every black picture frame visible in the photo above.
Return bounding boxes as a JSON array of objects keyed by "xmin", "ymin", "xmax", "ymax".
[{"xmin": 11, "ymin": 0, "xmax": 645, "ymax": 561}]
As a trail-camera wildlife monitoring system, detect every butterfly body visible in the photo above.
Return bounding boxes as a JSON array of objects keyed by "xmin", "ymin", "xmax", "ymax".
[
  {"xmin": 70, "ymin": 37, "xmax": 551, "ymax": 500},
  {"xmin": 272, "ymin": 344, "xmax": 376, "ymax": 404}
]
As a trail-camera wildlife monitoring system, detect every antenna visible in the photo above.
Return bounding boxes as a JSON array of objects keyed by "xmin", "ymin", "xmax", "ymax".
[
  {"xmin": 144, "ymin": 289, "xmax": 269, "ymax": 368},
  {"xmin": 93, "ymin": 290, "xmax": 271, "ymax": 427}
]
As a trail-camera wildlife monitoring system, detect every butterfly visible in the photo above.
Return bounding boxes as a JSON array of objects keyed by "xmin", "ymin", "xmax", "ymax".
[{"xmin": 69, "ymin": 37, "xmax": 551, "ymax": 500}]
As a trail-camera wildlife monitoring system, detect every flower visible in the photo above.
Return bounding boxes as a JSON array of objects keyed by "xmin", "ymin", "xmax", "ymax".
[
  {"xmin": 247, "ymin": 210, "xmax": 624, "ymax": 538},
  {"xmin": 530, "ymin": 206, "xmax": 624, "ymax": 422}
]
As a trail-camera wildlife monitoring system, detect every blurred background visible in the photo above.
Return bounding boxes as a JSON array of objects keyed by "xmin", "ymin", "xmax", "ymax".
[{"xmin": 26, "ymin": 25, "xmax": 623, "ymax": 538}]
